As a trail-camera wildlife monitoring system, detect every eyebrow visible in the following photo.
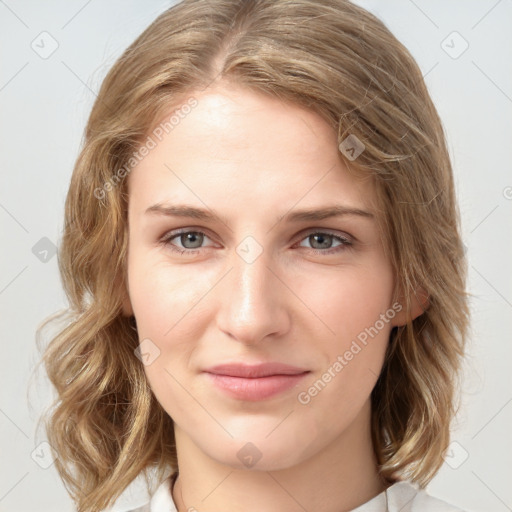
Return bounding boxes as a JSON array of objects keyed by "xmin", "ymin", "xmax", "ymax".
[{"xmin": 145, "ymin": 203, "xmax": 374, "ymax": 224}]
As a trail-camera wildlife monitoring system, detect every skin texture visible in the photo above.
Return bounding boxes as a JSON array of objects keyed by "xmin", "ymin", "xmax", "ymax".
[{"xmin": 124, "ymin": 82, "xmax": 422, "ymax": 512}]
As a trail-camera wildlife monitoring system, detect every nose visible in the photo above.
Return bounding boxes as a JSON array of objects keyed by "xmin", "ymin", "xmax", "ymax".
[{"xmin": 215, "ymin": 244, "xmax": 291, "ymax": 345}]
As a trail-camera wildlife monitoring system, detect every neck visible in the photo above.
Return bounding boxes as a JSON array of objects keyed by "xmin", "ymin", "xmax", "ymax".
[{"xmin": 171, "ymin": 400, "xmax": 387, "ymax": 512}]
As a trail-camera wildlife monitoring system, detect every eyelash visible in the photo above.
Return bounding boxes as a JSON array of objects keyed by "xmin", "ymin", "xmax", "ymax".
[{"xmin": 159, "ymin": 228, "xmax": 353, "ymax": 256}]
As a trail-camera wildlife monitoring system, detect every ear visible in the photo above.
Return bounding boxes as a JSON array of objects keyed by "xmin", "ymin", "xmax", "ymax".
[{"xmin": 391, "ymin": 286, "xmax": 429, "ymax": 327}]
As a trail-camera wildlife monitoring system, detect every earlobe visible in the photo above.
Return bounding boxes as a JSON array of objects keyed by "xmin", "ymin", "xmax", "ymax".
[{"xmin": 391, "ymin": 286, "xmax": 429, "ymax": 326}]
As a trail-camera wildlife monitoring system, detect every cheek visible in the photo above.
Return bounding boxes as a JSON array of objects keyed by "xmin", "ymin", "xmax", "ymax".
[
  {"xmin": 293, "ymin": 261, "xmax": 395, "ymax": 344},
  {"xmin": 292, "ymin": 261, "xmax": 394, "ymax": 402},
  {"xmin": 127, "ymin": 250, "xmax": 222, "ymax": 394},
  {"xmin": 128, "ymin": 251, "xmax": 213, "ymax": 337},
  {"xmin": 127, "ymin": 253, "xmax": 210, "ymax": 414}
]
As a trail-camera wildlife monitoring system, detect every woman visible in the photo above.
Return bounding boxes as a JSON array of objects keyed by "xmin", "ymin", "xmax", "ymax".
[{"xmin": 40, "ymin": 0, "xmax": 469, "ymax": 510}]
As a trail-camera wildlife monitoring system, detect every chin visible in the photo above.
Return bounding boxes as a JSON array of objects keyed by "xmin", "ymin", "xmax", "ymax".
[{"xmin": 196, "ymin": 426, "xmax": 317, "ymax": 472}]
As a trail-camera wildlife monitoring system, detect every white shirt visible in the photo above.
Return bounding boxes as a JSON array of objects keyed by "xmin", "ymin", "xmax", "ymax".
[{"xmin": 127, "ymin": 476, "xmax": 465, "ymax": 512}]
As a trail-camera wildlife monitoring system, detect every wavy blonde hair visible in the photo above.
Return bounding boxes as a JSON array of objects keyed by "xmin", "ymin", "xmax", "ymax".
[{"xmin": 37, "ymin": 0, "xmax": 470, "ymax": 510}]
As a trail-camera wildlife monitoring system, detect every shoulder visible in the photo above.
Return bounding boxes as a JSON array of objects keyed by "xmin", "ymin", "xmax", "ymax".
[{"xmin": 387, "ymin": 481, "xmax": 466, "ymax": 512}]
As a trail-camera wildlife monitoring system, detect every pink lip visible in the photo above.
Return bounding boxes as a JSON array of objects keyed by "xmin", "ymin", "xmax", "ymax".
[{"xmin": 203, "ymin": 363, "xmax": 310, "ymax": 401}]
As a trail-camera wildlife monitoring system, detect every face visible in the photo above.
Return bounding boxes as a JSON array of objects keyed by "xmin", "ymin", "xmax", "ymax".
[{"xmin": 125, "ymin": 82, "xmax": 404, "ymax": 471}]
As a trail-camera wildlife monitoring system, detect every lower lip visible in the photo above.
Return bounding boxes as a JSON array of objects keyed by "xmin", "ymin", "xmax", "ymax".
[{"xmin": 205, "ymin": 372, "xmax": 310, "ymax": 401}]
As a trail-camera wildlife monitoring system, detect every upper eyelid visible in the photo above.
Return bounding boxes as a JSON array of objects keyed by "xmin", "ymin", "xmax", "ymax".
[
  {"xmin": 295, "ymin": 230, "xmax": 353, "ymax": 246},
  {"xmin": 160, "ymin": 227, "xmax": 217, "ymax": 244}
]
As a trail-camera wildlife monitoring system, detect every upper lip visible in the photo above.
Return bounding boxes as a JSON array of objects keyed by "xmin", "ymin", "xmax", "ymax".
[{"xmin": 204, "ymin": 363, "xmax": 310, "ymax": 378}]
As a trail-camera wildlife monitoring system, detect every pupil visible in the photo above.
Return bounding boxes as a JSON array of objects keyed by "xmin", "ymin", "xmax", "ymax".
[
  {"xmin": 182, "ymin": 232, "xmax": 203, "ymax": 248},
  {"xmin": 312, "ymin": 234, "xmax": 331, "ymax": 249}
]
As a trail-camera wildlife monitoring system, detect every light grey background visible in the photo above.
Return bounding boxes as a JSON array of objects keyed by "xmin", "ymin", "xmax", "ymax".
[{"xmin": 1, "ymin": 1, "xmax": 511, "ymax": 511}]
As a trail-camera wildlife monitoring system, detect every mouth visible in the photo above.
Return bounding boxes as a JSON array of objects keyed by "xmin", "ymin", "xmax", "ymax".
[{"xmin": 203, "ymin": 363, "xmax": 310, "ymax": 401}]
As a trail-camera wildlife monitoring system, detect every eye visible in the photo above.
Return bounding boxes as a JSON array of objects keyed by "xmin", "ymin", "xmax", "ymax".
[
  {"xmin": 296, "ymin": 231, "xmax": 353, "ymax": 254},
  {"xmin": 160, "ymin": 229, "xmax": 214, "ymax": 255},
  {"xmin": 159, "ymin": 228, "xmax": 353, "ymax": 256}
]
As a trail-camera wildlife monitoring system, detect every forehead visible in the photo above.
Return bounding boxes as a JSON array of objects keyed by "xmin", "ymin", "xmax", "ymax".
[{"xmin": 127, "ymin": 82, "xmax": 375, "ymax": 217}]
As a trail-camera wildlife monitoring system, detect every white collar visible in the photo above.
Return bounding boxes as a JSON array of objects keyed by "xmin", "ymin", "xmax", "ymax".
[{"xmin": 146, "ymin": 476, "xmax": 463, "ymax": 512}]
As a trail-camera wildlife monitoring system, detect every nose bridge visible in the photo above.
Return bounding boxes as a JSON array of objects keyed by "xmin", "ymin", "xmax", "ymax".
[
  {"xmin": 234, "ymin": 249, "xmax": 270, "ymax": 312},
  {"xmin": 216, "ymin": 240, "xmax": 288, "ymax": 343}
]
